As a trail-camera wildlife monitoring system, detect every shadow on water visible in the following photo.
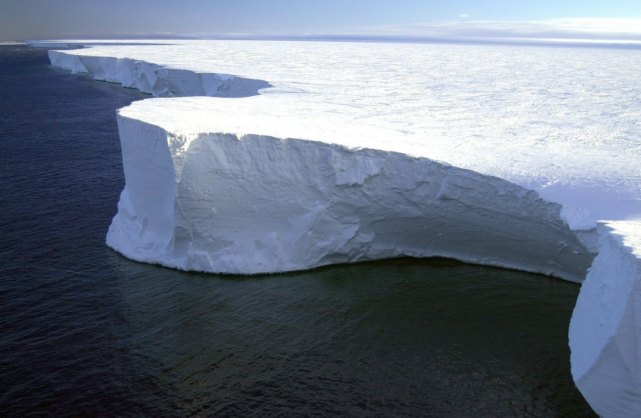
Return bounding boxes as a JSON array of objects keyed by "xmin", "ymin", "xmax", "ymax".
[
  {"xmin": 105, "ymin": 255, "xmax": 596, "ymax": 418},
  {"xmin": 0, "ymin": 46, "xmax": 596, "ymax": 417}
]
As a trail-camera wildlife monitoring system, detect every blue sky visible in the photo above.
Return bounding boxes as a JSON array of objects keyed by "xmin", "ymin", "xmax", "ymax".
[{"xmin": 1, "ymin": 0, "xmax": 641, "ymax": 42}]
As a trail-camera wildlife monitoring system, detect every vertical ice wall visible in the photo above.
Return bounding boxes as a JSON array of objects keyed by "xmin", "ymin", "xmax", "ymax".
[
  {"xmin": 570, "ymin": 220, "xmax": 641, "ymax": 418},
  {"xmin": 106, "ymin": 106, "xmax": 593, "ymax": 280},
  {"xmin": 48, "ymin": 50, "xmax": 271, "ymax": 97}
]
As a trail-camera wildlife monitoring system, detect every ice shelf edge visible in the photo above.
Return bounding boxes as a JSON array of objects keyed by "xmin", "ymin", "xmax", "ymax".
[
  {"xmin": 108, "ymin": 111, "xmax": 594, "ymax": 280},
  {"xmin": 43, "ymin": 43, "xmax": 641, "ymax": 418},
  {"xmin": 47, "ymin": 49, "xmax": 272, "ymax": 98},
  {"xmin": 570, "ymin": 220, "xmax": 641, "ymax": 418}
]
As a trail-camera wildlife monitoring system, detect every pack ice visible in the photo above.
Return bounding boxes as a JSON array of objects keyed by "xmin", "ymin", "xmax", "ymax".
[{"xmin": 39, "ymin": 39, "xmax": 641, "ymax": 417}]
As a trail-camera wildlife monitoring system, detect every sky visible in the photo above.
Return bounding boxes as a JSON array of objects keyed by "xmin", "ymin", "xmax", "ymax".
[{"xmin": 1, "ymin": 0, "xmax": 641, "ymax": 43}]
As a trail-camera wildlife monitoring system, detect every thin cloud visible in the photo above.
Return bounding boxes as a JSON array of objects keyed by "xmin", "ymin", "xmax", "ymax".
[
  {"xmin": 349, "ymin": 18, "xmax": 641, "ymax": 44},
  {"xmin": 94, "ymin": 18, "xmax": 641, "ymax": 48},
  {"xmin": 460, "ymin": 14, "xmax": 469, "ymax": 18}
]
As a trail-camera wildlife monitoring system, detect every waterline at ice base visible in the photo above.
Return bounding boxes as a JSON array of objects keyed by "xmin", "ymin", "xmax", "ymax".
[{"xmin": 34, "ymin": 39, "xmax": 641, "ymax": 417}]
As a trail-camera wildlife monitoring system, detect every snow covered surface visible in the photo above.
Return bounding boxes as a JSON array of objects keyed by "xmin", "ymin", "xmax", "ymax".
[{"xmin": 35, "ymin": 39, "xmax": 641, "ymax": 417}]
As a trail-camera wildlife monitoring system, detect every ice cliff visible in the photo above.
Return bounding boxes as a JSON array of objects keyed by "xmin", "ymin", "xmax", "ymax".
[
  {"xmin": 110, "ymin": 97, "xmax": 592, "ymax": 279},
  {"xmin": 39, "ymin": 41, "xmax": 641, "ymax": 418},
  {"xmin": 48, "ymin": 50, "xmax": 271, "ymax": 98},
  {"xmin": 570, "ymin": 221, "xmax": 641, "ymax": 417}
]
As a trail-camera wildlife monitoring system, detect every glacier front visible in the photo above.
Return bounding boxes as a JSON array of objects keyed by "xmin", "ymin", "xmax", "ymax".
[
  {"xmin": 36, "ymin": 39, "xmax": 641, "ymax": 418},
  {"xmin": 110, "ymin": 96, "xmax": 592, "ymax": 279}
]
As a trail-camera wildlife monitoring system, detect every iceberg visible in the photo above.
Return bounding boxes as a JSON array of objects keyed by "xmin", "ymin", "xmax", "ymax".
[
  {"xmin": 110, "ymin": 96, "xmax": 592, "ymax": 278},
  {"xmin": 35, "ymin": 39, "xmax": 641, "ymax": 417}
]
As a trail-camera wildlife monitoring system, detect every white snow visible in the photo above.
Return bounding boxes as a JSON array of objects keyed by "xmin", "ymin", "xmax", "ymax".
[{"xmin": 36, "ymin": 39, "xmax": 641, "ymax": 417}]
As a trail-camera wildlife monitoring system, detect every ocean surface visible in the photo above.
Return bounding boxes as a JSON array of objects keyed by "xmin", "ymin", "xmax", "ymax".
[{"xmin": 0, "ymin": 45, "xmax": 596, "ymax": 417}]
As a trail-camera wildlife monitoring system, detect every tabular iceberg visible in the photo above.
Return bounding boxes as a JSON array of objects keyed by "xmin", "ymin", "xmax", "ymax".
[
  {"xmin": 109, "ymin": 97, "xmax": 592, "ymax": 279},
  {"xmin": 37, "ymin": 39, "xmax": 641, "ymax": 418}
]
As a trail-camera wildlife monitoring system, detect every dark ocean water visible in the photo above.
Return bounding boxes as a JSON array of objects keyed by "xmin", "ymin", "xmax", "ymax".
[{"xmin": 0, "ymin": 46, "xmax": 596, "ymax": 417}]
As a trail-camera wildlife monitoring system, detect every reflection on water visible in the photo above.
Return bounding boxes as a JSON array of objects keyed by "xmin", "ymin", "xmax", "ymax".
[{"xmin": 0, "ymin": 46, "xmax": 596, "ymax": 417}]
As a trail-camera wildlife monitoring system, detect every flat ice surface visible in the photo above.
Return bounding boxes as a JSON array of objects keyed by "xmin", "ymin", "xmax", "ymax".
[{"xmin": 43, "ymin": 39, "xmax": 641, "ymax": 230}]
